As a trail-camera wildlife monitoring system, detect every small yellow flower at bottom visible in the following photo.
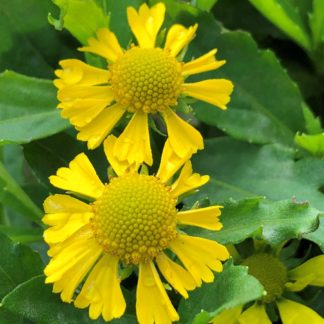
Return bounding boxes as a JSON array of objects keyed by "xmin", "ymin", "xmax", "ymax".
[
  {"xmin": 54, "ymin": 2, "xmax": 233, "ymax": 165},
  {"xmin": 43, "ymin": 136, "xmax": 229, "ymax": 323}
]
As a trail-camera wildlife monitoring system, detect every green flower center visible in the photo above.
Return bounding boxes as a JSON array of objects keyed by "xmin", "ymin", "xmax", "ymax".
[
  {"xmin": 110, "ymin": 47, "xmax": 183, "ymax": 113},
  {"xmin": 91, "ymin": 173, "xmax": 177, "ymax": 264},
  {"xmin": 242, "ymin": 253, "xmax": 287, "ymax": 303}
]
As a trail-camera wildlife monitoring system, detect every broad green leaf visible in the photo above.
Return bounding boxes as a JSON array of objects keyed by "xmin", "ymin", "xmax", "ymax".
[
  {"xmin": 0, "ymin": 234, "xmax": 43, "ymax": 300},
  {"xmin": 0, "ymin": 226, "xmax": 42, "ymax": 243},
  {"xmin": 0, "ymin": 308, "xmax": 25, "ymax": 324},
  {"xmin": 194, "ymin": 0, "xmax": 218, "ymax": 11},
  {"xmin": 248, "ymin": 0, "xmax": 311, "ymax": 51},
  {"xmin": 0, "ymin": 161, "xmax": 42, "ymax": 223},
  {"xmin": 304, "ymin": 217, "xmax": 324, "ymax": 251},
  {"xmin": 1, "ymin": 275, "xmax": 137, "ymax": 323},
  {"xmin": 302, "ymin": 103, "xmax": 322, "ymax": 134},
  {"xmin": 295, "ymin": 133, "xmax": 324, "ymax": 157},
  {"xmin": 309, "ymin": 0, "xmax": 324, "ymax": 48},
  {"xmin": 189, "ymin": 137, "xmax": 324, "ymax": 211},
  {"xmin": 0, "ymin": 70, "xmax": 69, "ymax": 145},
  {"xmin": 178, "ymin": 261, "xmax": 264, "ymax": 323},
  {"xmin": 50, "ymin": 0, "xmax": 109, "ymax": 45},
  {"xmin": 188, "ymin": 198, "xmax": 320, "ymax": 246}
]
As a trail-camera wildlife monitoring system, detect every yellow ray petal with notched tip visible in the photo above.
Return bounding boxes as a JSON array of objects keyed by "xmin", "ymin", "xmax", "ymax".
[
  {"xmin": 211, "ymin": 305, "xmax": 243, "ymax": 324},
  {"xmin": 162, "ymin": 107, "xmax": 203, "ymax": 158},
  {"xmin": 74, "ymin": 255, "xmax": 126, "ymax": 322},
  {"xmin": 127, "ymin": 2, "xmax": 165, "ymax": 49},
  {"xmin": 77, "ymin": 103, "xmax": 125, "ymax": 149},
  {"xmin": 165, "ymin": 24, "xmax": 198, "ymax": 57},
  {"xmin": 171, "ymin": 160, "xmax": 209, "ymax": 197},
  {"xmin": 49, "ymin": 153, "xmax": 104, "ymax": 200},
  {"xmin": 177, "ymin": 206, "xmax": 223, "ymax": 230},
  {"xmin": 136, "ymin": 261, "xmax": 179, "ymax": 324},
  {"xmin": 156, "ymin": 252, "xmax": 196, "ymax": 298},
  {"xmin": 183, "ymin": 79, "xmax": 234, "ymax": 109},
  {"xmin": 113, "ymin": 111, "xmax": 153, "ymax": 166},
  {"xmin": 239, "ymin": 303, "xmax": 271, "ymax": 324},
  {"xmin": 170, "ymin": 234, "xmax": 229, "ymax": 286},
  {"xmin": 79, "ymin": 28, "xmax": 123, "ymax": 62},
  {"xmin": 182, "ymin": 49, "xmax": 226, "ymax": 77},
  {"xmin": 277, "ymin": 298, "xmax": 324, "ymax": 324}
]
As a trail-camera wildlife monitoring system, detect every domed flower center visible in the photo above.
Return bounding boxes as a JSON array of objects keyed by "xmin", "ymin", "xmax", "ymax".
[
  {"xmin": 110, "ymin": 47, "xmax": 183, "ymax": 113},
  {"xmin": 91, "ymin": 173, "xmax": 178, "ymax": 264},
  {"xmin": 242, "ymin": 253, "xmax": 287, "ymax": 303}
]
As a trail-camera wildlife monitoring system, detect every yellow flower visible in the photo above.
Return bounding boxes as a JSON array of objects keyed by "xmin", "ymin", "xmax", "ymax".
[
  {"xmin": 212, "ymin": 253, "xmax": 324, "ymax": 324},
  {"xmin": 54, "ymin": 2, "xmax": 233, "ymax": 165},
  {"xmin": 43, "ymin": 136, "xmax": 229, "ymax": 323}
]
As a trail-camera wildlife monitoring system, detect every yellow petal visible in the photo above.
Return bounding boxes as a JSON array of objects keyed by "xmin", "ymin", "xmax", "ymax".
[
  {"xmin": 239, "ymin": 303, "xmax": 271, "ymax": 324},
  {"xmin": 211, "ymin": 305, "xmax": 243, "ymax": 324},
  {"xmin": 54, "ymin": 59, "xmax": 110, "ymax": 88},
  {"xmin": 177, "ymin": 206, "xmax": 223, "ymax": 230},
  {"xmin": 104, "ymin": 135, "xmax": 139, "ymax": 177},
  {"xmin": 165, "ymin": 24, "xmax": 198, "ymax": 57},
  {"xmin": 182, "ymin": 49, "xmax": 226, "ymax": 77},
  {"xmin": 59, "ymin": 98, "xmax": 110, "ymax": 128},
  {"xmin": 156, "ymin": 139, "xmax": 191, "ymax": 184},
  {"xmin": 170, "ymin": 234, "xmax": 229, "ymax": 286},
  {"xmin": 277, "ymin": 298, "xmax": 324, "ymax": 323},
  {"xmin": 171, "ymin": 160, "xmax": 209, "ymax": 197},
  {"xmin": 77, "ymin": 103, "xmax": 125, "ymax": 149},
  {"xmin": 183, "ymin": 79, "xmax": 234, "ymax": 110},
  {"xmin": 79, "ymin": 28, "xmax": 123, "ymax": 62},
  {"xmin": 49, "ymin": 153, "xmax": 104, "ymax": 200},
  {"xmin": 127, "ymin": 2, "xmax": 165, "ymax": 48},
  {"xmin": 156, "ymin": 253, "xmax": 196, "ymax": 298},
  {"xmin": 136, "ymin": 261, "xmax": 179, "ymax": 324},
  {"xmin": 74, "ymin": 255, "xmax": 126, "ymax": 321},
  {"xmin": 162, "ymin": 107, "xmax": 203, "ymax": 158},
  {"xmin": 286, "ymin": 255, "xmax": 324, "ymax": 291},
  {"xmin": 114, "ymin": 111, "xmax": 153, "ymax": 166}
]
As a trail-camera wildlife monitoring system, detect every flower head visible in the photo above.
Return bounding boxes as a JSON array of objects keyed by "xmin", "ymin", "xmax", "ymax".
[
  {"xmin": 43, "ymin": 137, "xmax": 229, "ymax": 323},
  {"xmin": 55, "ymin": 2, "xmax": 233, "ymax": 165},
  {"xmin": 212, "ymin": 250, "xmax": 324, "ymax": 324}
]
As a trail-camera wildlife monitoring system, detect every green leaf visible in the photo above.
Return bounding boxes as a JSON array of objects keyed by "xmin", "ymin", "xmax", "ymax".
[
  {"xmin": 1, "ymin": 275, "xmax": 137, "ymax": 323},
  {"xmin": 248, "ymin": 0, "xmax": 311, "ymax": 51},
  {"xmin": 295, "ymin": 132, "xmax": 324, "ymax": 157},
  {"xmin": 0, "ymin": 70, "xmax": 69, "ymax": 145},
  {"xmin": 309, "ymin": 0, "xmax": 324, "ymax": 48},
  {"xmin": 302, "ymin": 103, "xmax": 322, "ymax": 134},
  {"xmin": 0, "ymin": 161, "xmax": 42, "ymax": 223},
  {"xmin": 0, "ymin": 234, "xmax": 43, "ymax": 300},
  {"xmin": 304, "ymin": 216, "xmax": 324, "ymax": 251},
  {"xmin": 50, "ymin": 0, "xmax": 109, "ymax": 44},
  {"xmin": 188, "ymin": 14, "xmax": 306, "ymax": 147},
  {"xmin": 189, "ymin": 137, "xmax": 324, "ymax": 211},
  {"xmin": 0, "ymin": 308, "xmax": 25, "ymax": 324},
  {"xmin": 0, "ymin": 226, "xmax": 42, "ymax": 243},
  {"xmin": 194, "ymin": 0, "xmax": 218, "ymax": 11},
  {"xmin": 178, "ymin": 261, "xmax": 264, "ymax": 323},
  {"xmin": 188, "ymin": 197, "xmax": 320, "ymax": 246}
]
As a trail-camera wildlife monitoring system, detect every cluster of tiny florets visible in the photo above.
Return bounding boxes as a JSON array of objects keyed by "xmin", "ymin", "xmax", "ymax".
[
  {"xmin": 110, "ymin": 47, "xmax": 183, "ymax": 113},
  {"xmin": 91, "ymin": 173, "xmax": 178, "ymax": 264}
]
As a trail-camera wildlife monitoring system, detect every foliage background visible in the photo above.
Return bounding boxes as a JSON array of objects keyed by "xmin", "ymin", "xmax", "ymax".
[{"xmin": 0, "ymin": 0, "xmax": 323, "ymax": 323}]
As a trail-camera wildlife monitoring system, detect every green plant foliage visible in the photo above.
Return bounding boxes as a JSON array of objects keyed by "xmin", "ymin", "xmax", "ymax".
[
  {"xmin": 295, "ymin": 132, "xmax": 324, "ymax": 157},
  {"xmin": 178, "ymin": 261, "xmax": 265, "ymax": 323},
  {"xmin": 309, "ymin": 0, "xmax": 324, "ymax": 48},
  {"xmin": 0, "ymin": 71, "xmax": 68, "ymax": 145}
]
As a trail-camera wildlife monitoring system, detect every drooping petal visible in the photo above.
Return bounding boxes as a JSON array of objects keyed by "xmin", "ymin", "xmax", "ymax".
[
  {"xmin": 49, "ymin": 153, "xmax": 104, "ymax": 200},
  {"xmin": 54, "ymin": 59, "xmax": 110, "ymax": 88},
  {"xmin": 156, "ymin": 253, "xmax": 196, "ymax": 298},
  {"xmin": 79, "ymin": 28, "xmax": 123, "ymax": 62},
  {"xmin": 183, "ymin": 79, "xmax": 234, "ymax": 110},
  {"xmin": 77, "ymin": 103, "xmax": 126, "ymax": 149},
  {"xmin": 286, "ymin": 255, "xmax": 324, "ymax": 292},
  {"xmin": 162, "ymin": 107, "xmax": 203, "ymax": 158},
  {"xmin": 165, "ymin": 24, "xmax": 198, "ymax": 57},
  {"xmin": 104, "ymin": 135, "xmax": 139, "ymax": 177},
  {"xmin": 136, "ymin": 261, "xmax": 179, "ymax": 324},
  {"xmin": 127, "ymin": 2, "xmax": 165, "ymax": 48},
  {"xmin": 113, "ymin": 111, "xmax": 153, "ymax": 166},
  {"xmin": 171, "ymin": 161, "xmax": 209, "ymax": 197},
  {"xmin": 74, "ymin": 255, "xmax": 126, "ymax": 322},
  {"xmin": 211, "ymin": 305, "xmax": 243, "ymax": 324},
  {"xmin": 177, "ymin": 206, "xmax": 223, "ymax": 230},
  {"xmin": 239, "ymin": 303, "xmax": 271, "ymax": 324},
  {"xmin": 156, "ymin": 139, "xmax": 191, "ymax": 184},
  {"xmin": 182, "ymin": 49, "xmax": 226, "ymax": 77},
  {"xmin": 277, "ymin": 298, "xmax": 324, "ymax": 323},
  {"xmin": 170, "ymin": 234, "xmax": 229, "ymax": 286}
]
